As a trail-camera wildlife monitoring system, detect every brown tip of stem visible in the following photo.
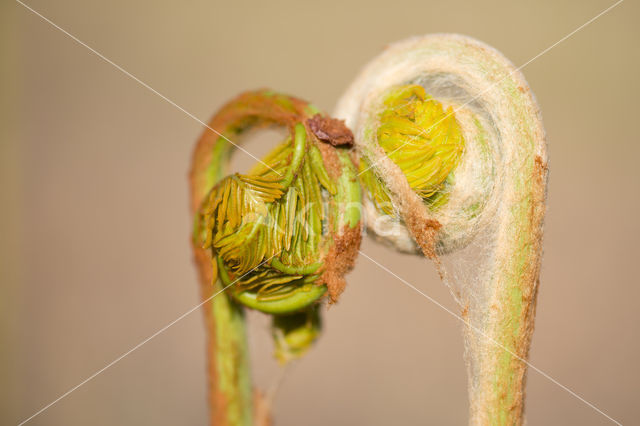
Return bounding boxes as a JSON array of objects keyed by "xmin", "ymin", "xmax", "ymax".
[{"xmin": 307, "ymin": 114, "xmax": 354, "ymax": 147}]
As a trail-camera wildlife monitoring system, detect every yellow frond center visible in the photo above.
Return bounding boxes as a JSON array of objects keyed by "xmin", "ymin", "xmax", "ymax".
[{"xmin": 359, "ymin": 84, "xmax": 465, "ymax": 216}]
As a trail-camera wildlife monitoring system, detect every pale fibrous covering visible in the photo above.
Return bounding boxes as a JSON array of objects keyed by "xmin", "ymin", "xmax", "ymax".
[{"xmin": 335, "ymin": 34, "xmax": 547, "ymax": 424}]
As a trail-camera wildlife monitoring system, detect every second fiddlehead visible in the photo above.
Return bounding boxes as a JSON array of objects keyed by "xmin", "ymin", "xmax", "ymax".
[{"xmin": 336, "ymin": 34, "xmax": 547, "ymax": 425}]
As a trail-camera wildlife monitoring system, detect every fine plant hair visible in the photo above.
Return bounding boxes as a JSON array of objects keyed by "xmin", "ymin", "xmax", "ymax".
[{"xmin": 335, "ymin": 34, "xmax": 547, "ymax": 425}]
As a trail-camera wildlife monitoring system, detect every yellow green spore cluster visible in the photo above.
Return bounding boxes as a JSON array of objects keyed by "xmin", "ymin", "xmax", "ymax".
[{"xmin": 359, "ymin": 84, "xmax": 465, "ymax": 216}]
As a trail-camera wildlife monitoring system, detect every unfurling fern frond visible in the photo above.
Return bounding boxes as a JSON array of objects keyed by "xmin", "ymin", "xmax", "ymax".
[{"xmin": 192, "ymin": 90, "xmax": 362, "ymax": 362}]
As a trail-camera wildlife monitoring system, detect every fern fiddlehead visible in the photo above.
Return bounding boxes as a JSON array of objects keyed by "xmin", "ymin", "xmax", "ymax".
[
  {"xmin": 190, "ymin": 90, "xmax": 362, "ymax": 425},
  {"xmin": 336, "ymin": 34, "xmax": 547, "ymax": 425}
]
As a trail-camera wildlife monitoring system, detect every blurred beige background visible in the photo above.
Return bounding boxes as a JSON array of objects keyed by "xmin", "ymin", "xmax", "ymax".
[{"xmin": 3, "ymin": 0, "xmax": 639, "ymax": 424}]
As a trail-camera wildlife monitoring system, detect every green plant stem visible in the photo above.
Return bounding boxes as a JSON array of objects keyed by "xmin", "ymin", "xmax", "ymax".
[
  {"xmin": 208, "ymin": 281, "xmax": 253, "ymax": 426},
  {"xmin": 466, "ymin": 154, "xmax": 545, "ymax": 425},
  {"xmin": 191, "ymin": 234, "xmax": 254, "ymax": 426}
]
